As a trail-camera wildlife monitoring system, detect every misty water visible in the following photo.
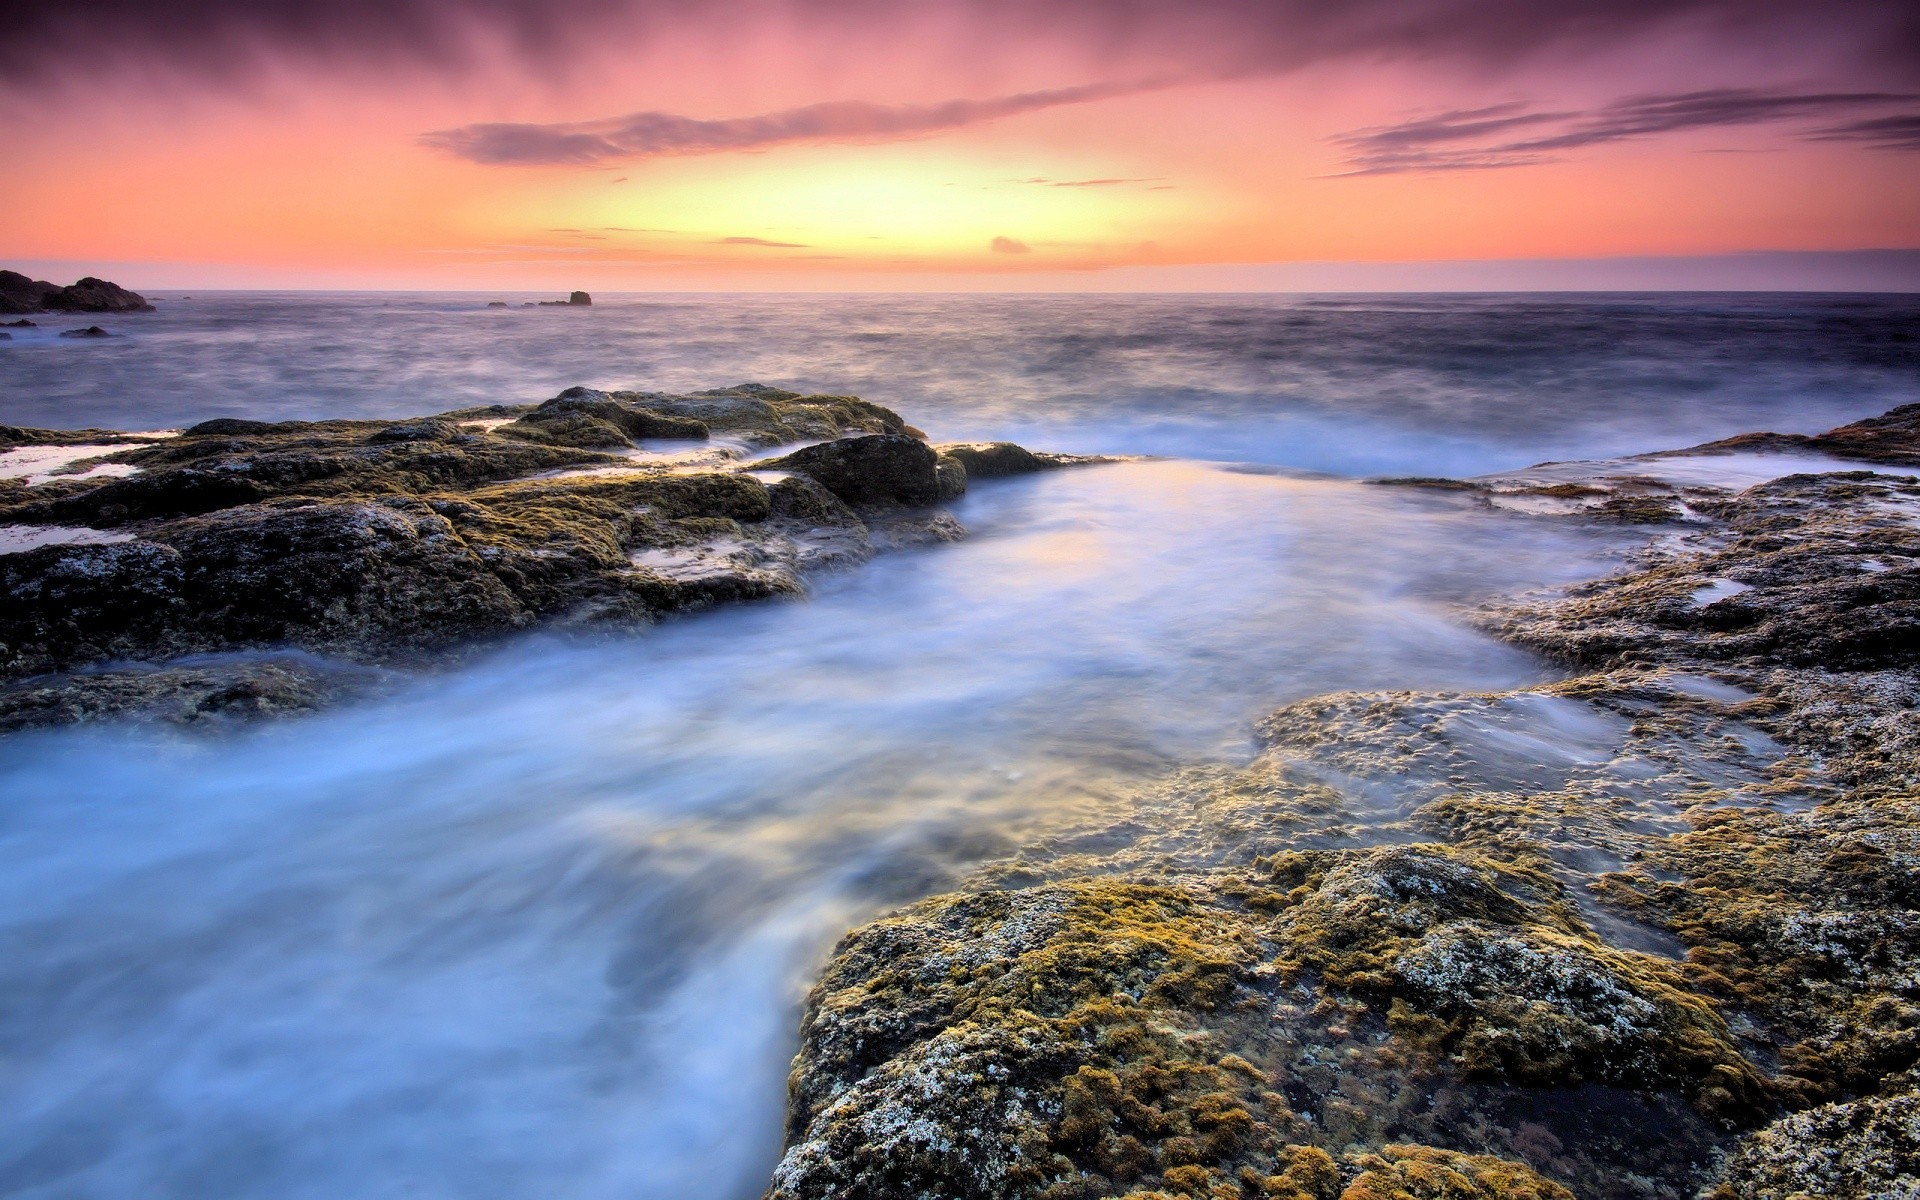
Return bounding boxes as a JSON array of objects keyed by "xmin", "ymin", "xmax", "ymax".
[{"xmin": 1, "ymin": 293, "xmax": 1917, "ymax": 1198}]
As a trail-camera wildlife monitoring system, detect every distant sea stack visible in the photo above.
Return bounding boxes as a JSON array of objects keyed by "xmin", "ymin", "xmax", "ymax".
[
  {"xmin": 0, "ymin": 271, "xmax": 155, "ymax": 315},
  {"xmin": 534, "ymin": 291, "xmax": 592, "ymax": 307}
]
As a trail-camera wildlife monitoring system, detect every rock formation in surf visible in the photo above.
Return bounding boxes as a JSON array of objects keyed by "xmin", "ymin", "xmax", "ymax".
[
  {"xmin": 767, "ymin": 405, "xmax": 1920, "ymax": 1200},
  {"xmin": 0, "ymin": 384, "xmax": 1091, "ymax": 727}
]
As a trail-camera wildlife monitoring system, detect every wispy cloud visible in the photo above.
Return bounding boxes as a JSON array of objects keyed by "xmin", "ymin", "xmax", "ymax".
[
  {"xmin": 422, "ymin": 80, "xmax": 1164, "ymax": 165},
  {"xmin": 719, "ymin": 236, "xmax": 809, "ymax": 248},
  {"xmin": 1332, "ymin": 88, "xmax": 1920, "ymax": 174},
  {"xmin": 990, "ymin": 236, "xmax": 1031, "ymax": 254},
  {"xmin": 1810, "ymin": 112, "xmax": 1920, "ymax": 149},
  {"xmin": 1015, "ymin": 176, "xmax": 1165, "ymax": 187}
]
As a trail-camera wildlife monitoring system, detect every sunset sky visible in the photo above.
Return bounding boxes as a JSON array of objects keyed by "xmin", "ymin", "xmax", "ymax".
[{"xmin": 4, "ymin": 0, "xmax": 1917, "ymax": 290}]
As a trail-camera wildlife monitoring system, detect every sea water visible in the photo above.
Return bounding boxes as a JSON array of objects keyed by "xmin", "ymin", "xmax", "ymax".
[{"xmin": 0, "ymin": 292, "xmax": 1915, "ymax": 1197}]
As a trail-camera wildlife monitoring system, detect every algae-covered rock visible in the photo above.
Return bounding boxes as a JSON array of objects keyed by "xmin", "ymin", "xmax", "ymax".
[
  {"xmin": 771, "ymin": 844, "xmax": 1749, "ymax": 1200},
  {"xmin": 0, "ymin": 385, "xmax": 1088, "ymax": 726},
  {"xmin": 1710, "ymin": 1089, "xmax": 1920, "ymax": 1199},
  {"xmin": 769, "ymin": 407, "xmax": 1920, "ymax": 1200}
]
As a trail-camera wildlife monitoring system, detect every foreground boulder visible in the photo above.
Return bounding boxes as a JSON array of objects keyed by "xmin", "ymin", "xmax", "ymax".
[{"xmin": 767, "ymin": 404, "xmax": 1920, "ymax": 1200}]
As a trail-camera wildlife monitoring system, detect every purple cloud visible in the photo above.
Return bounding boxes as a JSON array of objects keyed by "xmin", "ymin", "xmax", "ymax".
[
  {"xmin": 421, "ymin": 80, "xmax": 1160, "ymax": 165},
  {"xmin": 1332, "ymin": 88, "xmax": 1920, "ymax": 173}
]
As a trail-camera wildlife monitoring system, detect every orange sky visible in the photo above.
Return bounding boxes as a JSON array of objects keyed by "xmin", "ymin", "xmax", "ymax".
[{"xmin": 3, "ymin": 1, "xmax": 1917, "ymax": 289}]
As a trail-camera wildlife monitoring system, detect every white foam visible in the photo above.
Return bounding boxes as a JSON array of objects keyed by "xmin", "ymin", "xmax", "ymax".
[
  {"xmin": 0, "ymin": 444, "xmax": 140, "ymax": 485},
  {"xmin": 0, "ymin": 524, "xmax": 133, "ymax": 554},
  {"xmin": 1690, "ymin": 578, "xmax": 1752, "ymax": 607}
]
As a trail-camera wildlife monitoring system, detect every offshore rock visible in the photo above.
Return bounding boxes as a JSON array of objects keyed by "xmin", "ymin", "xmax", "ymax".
[{"xmin": 0, "ymin": 270, "xmax": 154, "ymax": 314}]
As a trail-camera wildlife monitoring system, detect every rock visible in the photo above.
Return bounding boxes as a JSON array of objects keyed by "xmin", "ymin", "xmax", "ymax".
[
  {"xmin": 933, "ymin": 454, "xmax": 967, "ymax": 502},
  {"xmin": 1710, "ymin": 1090, "xmax": 1920, "ymax": 1199},
  {"xmin": 0, "ymin": 332, "xmax": 9, "ymax": 341},
  {"xmin": 0, "ymin": 270, "xmax": 57, "ymax": 314},
  {"xmin": 766, "ymin": 405, "xmax": 1920, "ymax": 1200},
  {"xmin": 43, "ymin": 276, "xmax": 155, "ymax": 313},
  {"xmin": 536, "ymin": 291, "xmax": 593, "ymax": 306},
  {"xmin": 0, "ymin": 271, "xmax": 152, "ymax": 314},
  {"xmin": 2, "ymin": 318, "xmax": 34, "ymax": 327},
  {"xmin": 497, "ymin": 386, "xmax": 710, "ymax": 447},
  {"xmin": 486, "ymin": 301, "xmax": 509, "ymax": 308},
  {"xmin": 937, "ymin": 441, "xmax": 1054, "ymax": 478},
  {"xmin": 569, "ymin": 290, "xmax": 591, "ymax": 306},
  {"xmin": 59, "ymin": 326, "xmax": 112, "ymax": 339},
  {"xmin": 0, "ymin": 387, "xmax": 1079, "ymax": 727},
  {"xmin": 758, "ymin": 435, "xmax": 942, "ymax": 508},
  {"xmin": 1664, "ymin": 401, "xmax": 1920, "ymax": 467}
]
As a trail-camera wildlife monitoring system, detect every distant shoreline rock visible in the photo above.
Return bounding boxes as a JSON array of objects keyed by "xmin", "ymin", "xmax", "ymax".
[{"xmin": 0, "ymin": 271, "xmax": 154, "ymax": 315}]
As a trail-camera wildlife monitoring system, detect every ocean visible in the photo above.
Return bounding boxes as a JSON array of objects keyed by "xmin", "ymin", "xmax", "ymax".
[{"xmin": 0, "ymin": 292, "xmax": 1915, "ymax": 1198}]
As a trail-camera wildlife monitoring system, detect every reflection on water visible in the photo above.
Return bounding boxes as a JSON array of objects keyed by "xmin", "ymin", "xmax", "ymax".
[{"xmin": 0, "ymin": 462, "xmax": 1639, "ymax": 1199}]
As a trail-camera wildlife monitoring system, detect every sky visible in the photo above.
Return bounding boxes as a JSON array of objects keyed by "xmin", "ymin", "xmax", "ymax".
[{"xmin": 3, "ymin": 0, "xmax": 1918, "ymax": 290}]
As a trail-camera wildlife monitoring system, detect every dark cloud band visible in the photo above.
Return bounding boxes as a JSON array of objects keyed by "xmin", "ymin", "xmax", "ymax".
[{"xmin": 5, "ymin": 1, "xmax": 1917, "ymax": 93}]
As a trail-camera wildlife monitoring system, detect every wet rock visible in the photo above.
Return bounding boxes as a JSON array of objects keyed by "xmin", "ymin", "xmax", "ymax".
[
  {"xmin": 59, "ymin": 325, "xmax": 113, "ymax": 338},
  {"xmin": 536, "ymin": 291, "xmax": 592, "ymax": 306},
  {"xmin": 2, "ymin": 318, "xmax": 36, "ymax": 327},
  {"xmin": 0, "ymin": 656, "xmax": 379, "ymax": 731},
  {"xmin": 769, "ymin": 404, "xmax": 1920, "ymax": 1200},
  {"xmin": 0, "ymin": 388, "xmax": 1078, "ymax": 727},
  {"xmin": 486, "ymin": 301, "xmax": 509, "ymax": 308},
  {"xmin": 498, "ymin": 386, "xmax": 710, "ymax": 447},
  {"xmin": 1710, "ymin": 1090, "xmax": 1920, "ymax": 1199},
  {"xmin": 1667, "ymin": 401, "xmax": 1920, "ymax": 467},
  {"xmin": 759, "ymin": 435, "xmax": 942, "ymax": 508}
]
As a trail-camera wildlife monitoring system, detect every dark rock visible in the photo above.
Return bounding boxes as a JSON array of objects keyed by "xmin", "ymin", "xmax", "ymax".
[
  {"xmin": 759, "ymin": 435, "xmax": 943, "ymax": 508},
  {"xmin": 0, "ymin": 270, "xmax": 57, "ymax": 314},
  {"xmin": 934, "ymin": 454, "xmax": 968, "ymax": 502},
  {"xmin": 536, "ymin": 291, "xmax": 593, "ymax": 306},
  {"xmin": 43, "ymin": 277, "xmax": 155, "ymax": 313},
  {"xmin": 2, "ymin": 318, "xmax": 34, "ymax": 327},
  {"xmin": 0, "ymin": 332, "xmax": 9, "ymax": 341},
  {"xmin": 1, "ymin": 271, "xmax": 153, "ymax": 314},
  {"xmin": 938, "ymin": 441, "xmax": 1054, "ymax": 479},
  {"xmin": 183, "ymin": 418, "xmax": 300, "ymax": 436},
  {"xmin": 498, "ymin": 386, "xmax": 710, "ymax": 447},
  {"xmin": 364, "ymin": 417, "xmax": 464, "ymax": 445},
  {"xmin": 0, "ymin": 387, "xmax": 1076, "ymax": 728},
  {"xmin": 59, "ymin": 326, "xmax": 112, "ymax": 339},
  {"xmin": 1663, "ymin": 401, "xmax": 1920, "ymax": 467},
  {"xmin": 486, "ymin": 301, "xmax": 509, "ymax": 308}
]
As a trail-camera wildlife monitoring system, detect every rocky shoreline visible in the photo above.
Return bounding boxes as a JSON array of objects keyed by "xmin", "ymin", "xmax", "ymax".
[
  {"xmin": 767, "ymin": 405, "xmax": 1920, "ymax": 1200},
  {"xmin": 0, "ymin": 384, "xmax": 1092, "ymax": 728}
]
